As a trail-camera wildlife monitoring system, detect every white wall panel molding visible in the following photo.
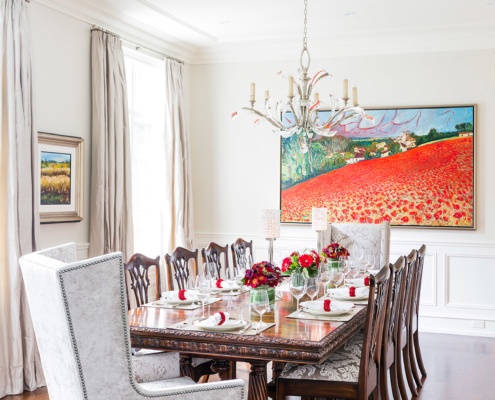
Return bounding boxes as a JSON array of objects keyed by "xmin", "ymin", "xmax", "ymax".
[{"xmin": 77, "ymin": 243, "xmax": 90, "ymax": 260}]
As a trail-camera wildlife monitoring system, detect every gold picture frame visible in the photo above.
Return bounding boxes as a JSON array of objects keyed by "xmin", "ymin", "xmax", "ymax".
[{"xmin": 38, "ymin": 132, "xmax": 84, "ymax": 223}]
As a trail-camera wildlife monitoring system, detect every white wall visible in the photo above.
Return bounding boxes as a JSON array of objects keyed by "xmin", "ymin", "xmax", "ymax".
[
  {"xmin": 30, "ymin": 3, "xmax": 92, "ymax": 258},
  {"xmin": 189, "ymin": 50, "xmax": 495, "ymax": 336}
]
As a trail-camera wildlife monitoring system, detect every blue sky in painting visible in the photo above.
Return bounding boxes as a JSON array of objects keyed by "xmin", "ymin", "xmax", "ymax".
[
  {"xmin": 350, "ymin": 106, "xmax": 474, "ymax": 138},
  {"xmin": 41, "ymin": 151, "xmax": 71, "ymax": 163},
  {"xmin": 283, "ymin": 106, "xmax": 474, "ymax": 139}
]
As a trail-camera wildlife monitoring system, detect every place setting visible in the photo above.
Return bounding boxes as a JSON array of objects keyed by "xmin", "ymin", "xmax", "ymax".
[{"xmin": 326, "ymin": 285, "xmax": 370, "ymax": 305}]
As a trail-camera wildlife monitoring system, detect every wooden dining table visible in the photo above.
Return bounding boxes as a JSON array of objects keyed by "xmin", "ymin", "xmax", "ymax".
[{"xmin": 129, "ymin": 289, "xmax": 367, "ymax": 400}]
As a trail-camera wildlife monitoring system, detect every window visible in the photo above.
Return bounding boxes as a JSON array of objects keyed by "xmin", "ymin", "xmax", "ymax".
[{"xmin": 124, "ymin": 47, "xmax": 168, "ymax": 257}]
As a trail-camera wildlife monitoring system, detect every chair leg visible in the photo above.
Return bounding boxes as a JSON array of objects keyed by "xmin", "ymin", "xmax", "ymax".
[
  {"xmin": 409, "ymin": 336, "xmax": 422, "ymax": 389},
  {"xmin": 390, "ymin": 360, "xmax": 402, "ymax": 400},
  {"xmin": 403, "ymin": 342, "xmax": 418, "ymax": 397},
  {"xmin": 380, "ymin": 362, "xmax": 390, "ymax": 400},
  {"xmin": 413, "ymin": 330, "xmax": 427, "ymax": 381},
  {"xmin": 395, "ymin": 345, "xmax": 409, "ymax": 400}
]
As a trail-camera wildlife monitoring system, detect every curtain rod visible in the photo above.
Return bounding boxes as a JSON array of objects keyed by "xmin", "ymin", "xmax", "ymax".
[{"xmin": 91, "ymin": 25, "xmax": 184, "ymax": 65}]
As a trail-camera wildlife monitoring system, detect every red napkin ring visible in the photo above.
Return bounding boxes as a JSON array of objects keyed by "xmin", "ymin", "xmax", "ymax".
[
  {"xmin": 323, "ymin": 299, "xmax": 331, "ymax": 312},
  {"xmin": 216, "ymin": 279, "xmax": 224, "ymax": 288},
  {"xmin": 349, "ymin": 286, "xmax": 356, "ymax": 297},
  {"xmin": 364, "ymin": 276, "xmax": 370, "ymax": 286},
  {"xmin": 218, "ymin": 311, "xmax": 226, "ymax": 325},
  {"xmin": 178, "ymin": 289, "xmax": 187, "ymax": 301}
]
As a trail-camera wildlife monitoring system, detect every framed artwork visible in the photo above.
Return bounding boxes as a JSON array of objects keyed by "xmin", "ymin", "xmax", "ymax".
[
  {"xmin": 280, "ymin": 105, "xmax": 475, "ymax": 229},
  {"xmin": 38, "ymin": 132, "xmax": 84, "ymax": 223}
]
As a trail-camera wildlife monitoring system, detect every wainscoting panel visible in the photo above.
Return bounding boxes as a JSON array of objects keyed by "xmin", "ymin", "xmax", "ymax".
[{"xmin": 195, "ymin": 233, "xmax": 495, "ymax": 337}]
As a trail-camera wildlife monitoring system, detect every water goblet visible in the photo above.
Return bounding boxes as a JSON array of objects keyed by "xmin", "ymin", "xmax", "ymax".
[
  {"xmin": 317, "ymin": 262, "xmax": 331, "ymax": 296},
  {"xmin": 252, "ymin": 288, "xmax": 269, "ymax": 328},
  {"xmin": 195, "ymin": 274, "xmax": 211, "ymax": 319},
  {"xmin": 226, "ymin": 267, "xmax": 237, "ymax": 295},
  {"xmin": 290, "ymin": 271, "xmax": 308, "ymax": 314},
  {"xmin": 339, "ymin": 255, "xmax": 350, "ymax": 285},
  {"xmin": 306, "ymin": 277, "xmax": 318, "ymax": 301},
  {"xmin": 330, "ymin": 267, "xmax": 344, "ymax": 289}
]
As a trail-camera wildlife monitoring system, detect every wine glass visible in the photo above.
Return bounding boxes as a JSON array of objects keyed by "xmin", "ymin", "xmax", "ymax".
[
  {"xmin": 226, "ymin": 267, "xmax": 237, "ymax": 295},
  {"xmin": 195, "ymin": 274, "xmax": 211, "ymax": 319},
  {"xmin": 289, "ymin": 271, "xmax": 308, "ymax": 314},
  {"xmin": 252, "ymin": 288, "xmax": 269, "ymax": 328},
  {"xmin": 317, "ymin": 262, "xmax": 332, "ymax": 297},
  {"xmin": 339, "ymin": 255, "xmax": 350, "ymax": 285},
  {"xmin": 306, "ymin": 277, "xmax": 318, "ymax": 301},
  {"xmin": 330, "ymin": 267, "xmax": 344, "ymax": 290}
]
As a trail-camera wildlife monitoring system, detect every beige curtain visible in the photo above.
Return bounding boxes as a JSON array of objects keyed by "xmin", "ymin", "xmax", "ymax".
[
  {"xmin": 89, "ymin": 28, "xmax": 133, "ymax": 260},
  {"xmin": 0, "ymin": 0, "xmax": 45, "ymax": 396},
  {"xmin": 163, "ymin": 59, "xmax": 194, "ymax": 252}
]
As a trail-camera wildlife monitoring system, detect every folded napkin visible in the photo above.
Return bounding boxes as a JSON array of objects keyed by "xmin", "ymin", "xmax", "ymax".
[
  {"xmin": 161, "ymin": 289, "xmax": 197, "ymax": 301},
  {"xmin": 331, "ymin": 286, "xmax": 370, "ymax": 298},
  {"xmin": 302, "ymin": 299, "xmax": 353, "ymax": 312},
  {"xmin": 214, "ymin": 279, "xmax": 237, "ymax": 289},
  {"xmin": 200, "ymin": 311, "xmax": 230, "ymax": 326}
]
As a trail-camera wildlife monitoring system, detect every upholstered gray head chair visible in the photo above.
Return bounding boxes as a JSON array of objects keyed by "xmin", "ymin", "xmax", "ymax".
[
  {"xmin": 322, "ymin": 222, "xmax": 391, "ymax": 267},
  {"xmin": 20, "ymin": 243, "xmax": 245, "ymax": 400}
]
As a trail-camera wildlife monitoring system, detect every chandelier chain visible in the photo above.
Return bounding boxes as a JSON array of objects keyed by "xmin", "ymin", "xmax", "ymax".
[{"xmin": 303, "ymin": 0, "xmax": 308, "ymax": 50}]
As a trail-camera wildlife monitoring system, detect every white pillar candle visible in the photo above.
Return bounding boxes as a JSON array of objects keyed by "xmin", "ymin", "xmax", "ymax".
[
  {"xmin": 343, "ymin": 78, "xmax": 349, "ymax": 99},
  {"xmin": 250, "ymin": 82, "xmax": 255, "ymax": 102},
  {"xmin": 352, "ymin": 86, "xmax": 358, "ymax": 106}
]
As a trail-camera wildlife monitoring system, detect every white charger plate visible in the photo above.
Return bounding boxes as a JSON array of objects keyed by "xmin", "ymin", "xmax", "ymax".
[{"xmin": 194, "ymin": 319, "xmax": 247, "ymax": 332}]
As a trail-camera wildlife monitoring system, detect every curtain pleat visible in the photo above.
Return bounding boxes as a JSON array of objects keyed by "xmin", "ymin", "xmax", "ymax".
[
  {"xmin": 0, "ymin": 0, "xmax": 44, "ymax": 396},
  {"xmin": 163, "ymin": 59, "xmax": 194, "ymax": 254},
  {"xmin": 89, "ymin": 29, "xmax": 133, "ymax": 260}
]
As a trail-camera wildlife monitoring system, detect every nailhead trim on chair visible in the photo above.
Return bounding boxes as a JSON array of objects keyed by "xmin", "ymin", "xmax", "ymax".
[{"xmin": 59, "ymin": 253, "xmax": 245, "ymax": 399}]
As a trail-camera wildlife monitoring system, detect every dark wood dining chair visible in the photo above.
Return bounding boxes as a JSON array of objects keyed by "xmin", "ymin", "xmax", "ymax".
[
  {"xmin": 201, "ymin": 242, "xmax": 230, "ymax": 279},
  {"xmin": 164, "ymin": 247, "xmax": 199, "ymax": 291},
  {"xmin": 275, "ymin": 265, "xmax": 391, "ymax": 400},
  {"xmin": 231, "ymin": 238, "xmax": 253, "ymax": 274},
  {"xmin": 124, "ymin": 253, "xmax": 161, "ymax": 310},
  {"xmin": 395, "ymin": 249, "xmax": 419, "ymax": 399},
  {"xmin": 380, "ymin": 256, "xmax": 406, "ymax": 400},
  {"xmin": 408, "ymin": 244, "xmax": 427, "ymax": 390}
]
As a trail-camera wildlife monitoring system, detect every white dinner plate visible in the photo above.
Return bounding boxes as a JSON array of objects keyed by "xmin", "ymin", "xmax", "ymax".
[
  {"xmin": 300, "ymin": 300, "xmax": 354, "ymax": 316},
  {"xmin": 331, "ymin": 293, "xmax": 368, "ymax": 301},
  {"xmin": 345, "ymin": 278, "xmax": 366, "ymax": 287},
  {"xmin": 194, "ymin": 319, "xmax": 247, "ymax": 332}
]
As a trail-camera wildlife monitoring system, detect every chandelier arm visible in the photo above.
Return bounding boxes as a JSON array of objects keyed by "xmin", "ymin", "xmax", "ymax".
[{"xmin": 241, "ymin": 107, "xmax": 285, "ymax": 130}]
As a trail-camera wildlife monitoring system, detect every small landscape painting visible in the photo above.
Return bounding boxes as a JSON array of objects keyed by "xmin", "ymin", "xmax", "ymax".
[
  {"xmin": 280, "ymin": 105, "xmax": 475, "ymax": 229},
  {"xmin": 41, "ymin": 151, "xmax": 72, "ymax": 205}
]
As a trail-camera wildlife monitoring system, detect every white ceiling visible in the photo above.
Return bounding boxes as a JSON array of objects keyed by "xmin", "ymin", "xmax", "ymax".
[{"xmin": 37, "ymin": 0, "xmax": 495, "ymax": 64}]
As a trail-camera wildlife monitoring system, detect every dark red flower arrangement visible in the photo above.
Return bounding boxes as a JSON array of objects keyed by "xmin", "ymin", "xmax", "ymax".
[
  {"xmin": 321, "ymin": 243, "xmax": 350, "ymax": 260},
  {"xmin": 242, "ymin": 261, "xmax": 282, "ymax": 289}
]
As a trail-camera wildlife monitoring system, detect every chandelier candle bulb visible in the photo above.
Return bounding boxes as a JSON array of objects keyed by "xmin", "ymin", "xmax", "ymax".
[
  {"xmin": 265, "ymin": 90, "xmax": 270, "ymax": 101},
  {"xmin": 343, "ymin": 78, "xmax": 349, "ymax": 99},
  {"xmin": 250, "ymin": 82, "xmax": 256, "ymax": 102},
  {"xmin": 314, "ymin": 92, "xmax": 319, "ymax": 102},
  {"xmin": 288, "ymin": 76, "xmax": 294, "ymax": 97},
  {"xmin": 352, "ymin": 86, "xmax": 358, "ymax": 106}
]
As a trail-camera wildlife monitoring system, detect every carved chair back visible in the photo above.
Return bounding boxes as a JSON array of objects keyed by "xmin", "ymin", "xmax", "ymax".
[
  {"xmin": 231, "ymin": 238, "xmax": 253, "ymax": 275},
  {"xmin": 165, "ymin": 247, "xmax": 199, "ymax": 291},
  {"xmin": 412, "ymin": 244, "xmax": 426, "ymax": 321},
  {"xmin": 124, "ymin": 253, "xmax": 161, "ymax": 310},
  {"xmin": 201, "ymin": 242, "xmax": 229, "ymax": 279}
]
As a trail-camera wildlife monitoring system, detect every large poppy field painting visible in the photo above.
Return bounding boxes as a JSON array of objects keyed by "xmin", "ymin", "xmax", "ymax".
[{"xmin": 280, "ymin": 105, "xmax": 475, "ymax": 229}]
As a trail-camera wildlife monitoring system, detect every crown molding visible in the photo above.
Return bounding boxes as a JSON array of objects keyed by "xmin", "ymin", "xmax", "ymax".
[
  {"xmin": 33, "ymin": 0, "xmax": 198, "ymax": 63},
  {"xmin": 32, "ymin": 0, "xmax": 495, "ymax": 65}
]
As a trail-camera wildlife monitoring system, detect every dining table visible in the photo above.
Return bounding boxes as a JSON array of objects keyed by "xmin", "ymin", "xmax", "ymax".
[{"xmin": 129, "ymin": 288, "xmax": 367, "ymax": 400}]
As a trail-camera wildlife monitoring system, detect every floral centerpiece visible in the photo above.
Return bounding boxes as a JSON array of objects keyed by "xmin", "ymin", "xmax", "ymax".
[
  {"xmin": 321, "ymin": 243, "xmax": 350, "ymax": 260},
  {"xmin": 242, "ymin": 261, "xmax": 282, "ymax": 289},
  {"xmin": 243, "ymin": 261, "xmax": 282, "ymax": 308},
  {"xmin": 281, "ymin": 249, "xmax": 321, "ymax": 278}
]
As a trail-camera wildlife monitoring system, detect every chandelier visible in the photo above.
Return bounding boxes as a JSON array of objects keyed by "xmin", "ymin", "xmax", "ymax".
[{"xmin": 232, "ymin": 0, "xmax": 368, "ymax": 153}]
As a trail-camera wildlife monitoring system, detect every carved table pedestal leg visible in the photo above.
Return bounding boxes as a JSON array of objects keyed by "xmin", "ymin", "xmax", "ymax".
[
  {"xmin": 179, "ymin": 354, "xmax": 195, "ymax": 380},
  {"xmin": 248, "ymin": 359, "xmax": 269, "ymax": 400},
  {"xmin": 210, "ymin": 359, "xmax": 232, "ymax": 381}
]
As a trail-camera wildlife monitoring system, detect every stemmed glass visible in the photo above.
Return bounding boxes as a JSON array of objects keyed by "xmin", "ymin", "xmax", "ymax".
[
  {"xmin": 290, "ymin": 271, "xmax": 308, "ymax": 314},
  {"xmin": 252, "ymin": 288, "xmax": 269, "ymax": 328},
  {"xmin": 317, "ymin": 262, "xmax": 332, "ymax": 297},
  {"xmin": 330, "ymin": 267, "xmax": 344, "ymax": 290},
  {"xmin": 195, "ymin": 274, "xmax": 211, "ymax": 319},
  {"xmin": 339, "ymin": 255, "xmax": 350, "ymax": 285},
  {"xmin": 306, "ymin": 277, "xmax": 318, "ymax": 302},
  {"xmin": 226, "ymin": 267, "xmax": 237, "ymax": 295}
]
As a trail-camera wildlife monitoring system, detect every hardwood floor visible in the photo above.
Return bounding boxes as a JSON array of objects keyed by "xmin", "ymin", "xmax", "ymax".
[{"xmin": 4, "ymin": 332, "xmax": 495, "ymax": 400}]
